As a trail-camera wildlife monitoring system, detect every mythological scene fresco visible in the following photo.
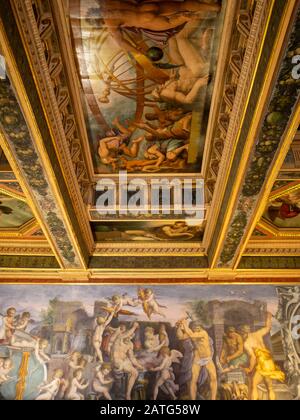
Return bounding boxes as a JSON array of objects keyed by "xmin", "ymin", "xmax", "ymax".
[
  {"xmin": 0, "ymin": 284, "xmax": 299, "ymax": 401},
  {"xmin": 92, "ymin": 221, "xmax": 204, "ymax": 242},
  {"xmin": 70, "ymin": 0, "xmax": 224, "ymax": 174}
]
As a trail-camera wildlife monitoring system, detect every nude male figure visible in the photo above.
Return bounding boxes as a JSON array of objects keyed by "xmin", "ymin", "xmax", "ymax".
[
  {"xmin": 180, "ymin": 319, "xmax": 217, "ymax": 400},
  {"xmin": 152, "ymin": 23, "xmax": 212, "ymax": 104},
  {"xmin": 98, "ymin": 131, "xmax": 143, "ymax": 169},
  {"xmin": 93, "ymin": 310, "xmax": 116, "ymax": 363},
  {"xmin": 220, "ymin": 327, "xmax": 247, "ymax": 369},
  {"xmin": 97, "ymin": 1, "xmax": 221, "ymax": 54},
  {"xmin": 243, "ymin": 313, "xmax": 285, "ymax": 400},
  {"xmin": 134, "ymin": 113, "xmax": 192, "ymax": 141}
]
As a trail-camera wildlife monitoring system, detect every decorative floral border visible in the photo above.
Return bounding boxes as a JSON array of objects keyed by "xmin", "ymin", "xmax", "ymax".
[
  {"xmin": 0, "ymin": 79, "xmax": 81, "ymax": 267},
  {"xmin": 219, "ymin": 8, "xmax": 300, "ymax": 267}
]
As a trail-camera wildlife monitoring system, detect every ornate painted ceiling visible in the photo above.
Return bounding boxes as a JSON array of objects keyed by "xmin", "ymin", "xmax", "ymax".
[{"xmin": 0, "ymin": 0, "xmax": 299, "ymax": 282}]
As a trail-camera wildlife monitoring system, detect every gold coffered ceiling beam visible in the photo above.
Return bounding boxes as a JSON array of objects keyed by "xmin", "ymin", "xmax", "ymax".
[
  {"xmin": 0, "ymin": 10, "xmax": 90, "ymax": 270},
  {"xmin": 233, "ymin": 105, "xmax": 300, "ymax": 267},
  {"xmin": 208, "ymin": 0, "xmax": 300, "ymax": 269},
  {"xmin": 10, "ymin": 0, "xmax": 94, "ymax": 250}
]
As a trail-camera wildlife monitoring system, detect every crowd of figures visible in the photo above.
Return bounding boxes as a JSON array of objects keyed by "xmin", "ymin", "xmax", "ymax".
[
  {"xmin": 76, "ymin": 1, "xmax": 223, "ymax": 173},
  {"xmin": 0, "ymin": 289, "xmax": 288, "ymax": 400}
]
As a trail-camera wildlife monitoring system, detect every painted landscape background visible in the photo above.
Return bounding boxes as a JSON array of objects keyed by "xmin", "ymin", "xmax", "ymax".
[{"xmin": 0, "ymin": 284, "xmax": 299, "ymax": 400}]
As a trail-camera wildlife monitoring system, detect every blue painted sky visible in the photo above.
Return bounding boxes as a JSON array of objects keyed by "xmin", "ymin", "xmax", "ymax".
[{"xmin": 0, "ymin": 284, "xmax": 280, "ymax": 327}]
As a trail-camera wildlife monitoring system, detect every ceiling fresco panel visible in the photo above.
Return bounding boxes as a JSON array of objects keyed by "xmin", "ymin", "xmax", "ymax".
[
  {"xmin": 92, "ymin": 220, "xmax": 204, "ymax": 242},
  {"xmin": 0, "ymin": 193, "xmax": 33, "ymax": 229},
  {"xmin": 69, "ymin": 0, "xmax": 225, "ymax": 174}
]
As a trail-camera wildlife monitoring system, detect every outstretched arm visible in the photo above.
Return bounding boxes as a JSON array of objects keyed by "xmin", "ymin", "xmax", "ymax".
[
  {"xmin": 121, "ymin": 322, "xmax": 139, "ymax": 339},
  {"xmin": 104, "ymin": 310, "xmax": 115, "ymax": 328},
  {"xmin": 258, "ymin": 312, "xmax": 273, "ymax": 337},
  {"xmin": 181, "ymin": 320, "xmax": 206, "ymax": 340},
  {"xmin": 176, "ymin": 325, "xmax": 186, "ymax": 340}
]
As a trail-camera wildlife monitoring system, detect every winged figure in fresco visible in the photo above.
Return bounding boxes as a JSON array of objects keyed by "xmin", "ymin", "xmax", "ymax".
[
  {"xmin": 151, "ymin": 347, "xmax": 183, "ymax": 400},
  {"xmin": 138, "ymin": 288, "xmax": 167, "ymax": 319},
  {"xmin": 102, "ymin": 293, "xmax": 140, "ymax": 317}
]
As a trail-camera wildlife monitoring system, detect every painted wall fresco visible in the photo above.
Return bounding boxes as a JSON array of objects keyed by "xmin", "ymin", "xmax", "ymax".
[
  {"xmin": 92, "ymin": 221, "xmax": 204, "ymax": 242},
  {"xmin": 0, "ymin": 194, "xmax": 33, "ymax": 229},
  {"xmin": 70, "ymin": 0, "xmax": 223, "ymax": 174},
  {"xmin": 0, "ymin": 284, "xmax": 299, "ymax": 400}
]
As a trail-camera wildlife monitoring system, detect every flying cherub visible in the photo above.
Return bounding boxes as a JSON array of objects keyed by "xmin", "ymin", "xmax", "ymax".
[{"xmin": 138, "ymin": 288, "xmax": 167, "ymax": 319}]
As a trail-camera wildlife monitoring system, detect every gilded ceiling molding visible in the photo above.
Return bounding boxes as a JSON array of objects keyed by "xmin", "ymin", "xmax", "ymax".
[
  {"xmin": 0, "ymin": 75, "xmax": 82, "ymax": 268},
  {"xmin": 10, "ymin": 0, "xmax": 94, "ymax": 252},
  {"xmin": 89, "ymin": 256, "xmax": 209, "ymax": 270},
  {"xmin": 0, "ymin": 245, "xmax": 53, "ymax": 256},
  {"xmin": 257, "ymin": 218, "xmax": 300, "ymax": 239},
  {"xmin": 245, "ymin": 249, "xmax": 300, "ymax": 255},
  {"xmin": 244, "ymin": 247, "xmax": 300, "ymax": 256},
  {"xmin": 203, "ymin": 0, "xmax": 256, "ymax": 195},
  {"xmin": 209, "ymin": 0, "xmax": 300, "ymax": 267},
  {"xmin": 94, "ymin": 242, "xmax": 206, "ymax": 257},
  {"xmin": 0, "ymin": 1, "xmax": 95, "ymax": 268},
  {"xmin": 203, "ymin": 0, "xmax": 273, "ymax": 247},
  {"xmin": 1, "ymin": 270, "xmax": 300, "ymax": 281},
  {"xmin": 239, "ymin": 256, "xmax": 300, "ymax": 269},
  {"xmin": 0, "ymin": 218, "xmax": 36, "ymax": 238},
  {"xmin": 218, "ymin": 5, "xmax": 300, "ymax": 267},
  {"xmin": 0, "ymin": 255, "xmax": 59, "ymax": 269},
  {"xmin": 246, "ymin": 237, "xmax": 300, "ymax": 252},
  {"xmin": 0, "ymin": 184, "xmax": 26, "ymax": 202},
  {"xmin": 269, "ymin": 180, "xmax": 300, "ymax": 200}
]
